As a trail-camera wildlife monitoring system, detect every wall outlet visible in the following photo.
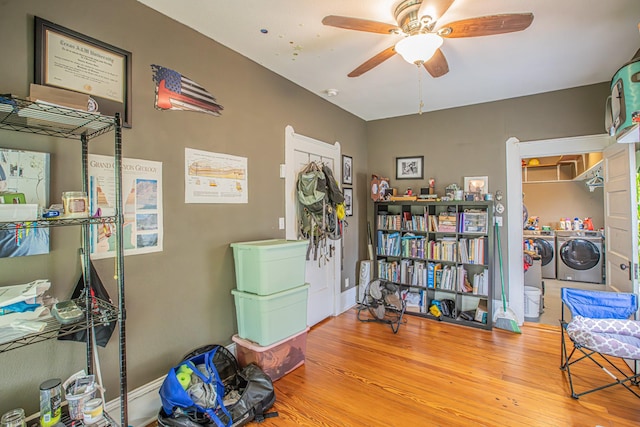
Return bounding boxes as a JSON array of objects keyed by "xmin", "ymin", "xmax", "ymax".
[
  {"xmin": 279, "ymin": 164, "xmax": 285, "ymax": 178},
  {"xmin": 278, "ymin": 217, "xmax": 285, "ymax": 229},
  {"xmin": 495, "ymin": 216, "xmax": 503, "ymax": 226},
  {"xmin": 345, "ymin": 277, "xmax": 349, "ymax": 289}
]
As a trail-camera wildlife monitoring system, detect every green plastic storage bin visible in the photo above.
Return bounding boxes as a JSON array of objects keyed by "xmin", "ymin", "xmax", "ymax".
[
  {"xmin": 231, "ymin": 283, "xmax": 309, "ymax": 346},
  {"xmin": 231, "ymin": 239, "xmax": 309, "ymax": 295}
]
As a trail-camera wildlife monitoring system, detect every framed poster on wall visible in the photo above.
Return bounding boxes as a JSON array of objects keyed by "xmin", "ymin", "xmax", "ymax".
[
  {"xmin": 0, "ymin": 148, "xmax": 50, "ymax": 258},
  {"xmin": 34, "ymin": 16, "xmax": 133, "ymax": 127}
]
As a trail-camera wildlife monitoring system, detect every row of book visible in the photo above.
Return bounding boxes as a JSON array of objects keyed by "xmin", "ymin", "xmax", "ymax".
[
  {"xmin": 377, "ymin": 231, "xmax": 401, "ymax": 256},
  {"xmin": 379, "ymin": 232, "xmax": 487, "ymax": 265},
  {"xmin": 380, "ymin": 210, "xmax": 489, "ymax": 234},
  {"xmin": 377, "ymin": 259, "xmax": 489, "ymax": 296},
  {"xmin": 377, "ymin": 213, "xmax": 402, "ymax": 230},
  {"xmin": 458, "ymin": 237, "xmax": 487, "ymax": 264}
]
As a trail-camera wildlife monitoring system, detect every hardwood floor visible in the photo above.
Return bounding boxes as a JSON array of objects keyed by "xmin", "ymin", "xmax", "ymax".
[{"xmin": 263, "ymin": 309, "xmax": 640, "ymax": 427}]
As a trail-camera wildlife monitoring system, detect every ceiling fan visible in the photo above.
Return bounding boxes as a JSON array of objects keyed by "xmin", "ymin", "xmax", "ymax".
[{"xmin": 322, "ymin": 0, "xmax": 534, "ymax": 78}]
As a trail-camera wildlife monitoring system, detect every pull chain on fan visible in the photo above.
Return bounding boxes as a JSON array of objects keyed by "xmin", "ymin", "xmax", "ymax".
[{"xmin": 417, "ymin": 64, "xmax": 424, "ymax": 115}]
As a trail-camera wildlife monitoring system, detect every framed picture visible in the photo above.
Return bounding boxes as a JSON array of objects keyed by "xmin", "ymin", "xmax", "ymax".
[
  {"xmin": 396, "ymin": 156, "xmax": 424, "ymax": 180},
  {"xmin": 464, "ymin": 176, "xmax": 489, "ymax": 195},
  {"xmin": 342, "ymin": 155, "xmax": 353, "ymax": 185},
  {"xmin": 34, "ymin": 17, "xmax": 133, "ymax": 127},
  {"xmin": 343, "ymin": 187, "xmax": 353, "ymax": 216}
]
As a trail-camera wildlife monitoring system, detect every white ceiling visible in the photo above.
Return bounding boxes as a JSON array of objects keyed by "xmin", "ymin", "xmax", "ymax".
[{"xmin": 137, "ymin": 0, "xmax": 640, "ymax": 121}]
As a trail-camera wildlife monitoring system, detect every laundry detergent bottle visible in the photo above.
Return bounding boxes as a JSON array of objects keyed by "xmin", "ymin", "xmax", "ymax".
[{"xmin": 584, "ymin": 217, "xmax": 594, "ymax": 231}]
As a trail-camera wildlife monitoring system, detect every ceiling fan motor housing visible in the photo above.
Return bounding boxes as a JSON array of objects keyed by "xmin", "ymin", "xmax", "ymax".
[{"xmin": 395, "ymin": 0, "xmax": 428, "ymax": 35}]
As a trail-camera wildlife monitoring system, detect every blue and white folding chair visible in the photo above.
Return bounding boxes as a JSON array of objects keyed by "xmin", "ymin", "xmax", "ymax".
[{"xmin": 560, "ymin": 287, "xmax": 640, "ymax": 399}]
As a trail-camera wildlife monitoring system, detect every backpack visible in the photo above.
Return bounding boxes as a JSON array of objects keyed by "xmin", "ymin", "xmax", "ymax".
[
  {"xmin": 296, "ymin": 161, "xmax": 345, "ymax": 260},
  {"xmin": 159, "ymin": 344, "xmax": 277, "ymax": 427}
]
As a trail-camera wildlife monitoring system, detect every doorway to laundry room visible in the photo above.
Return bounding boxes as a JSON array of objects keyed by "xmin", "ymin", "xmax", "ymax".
[
  {"xmin": 521, "ymin": 152, "xmax": 606, "ymax": 325},
  {"xmin": 506, "ymin": 135, "xmax": 637, "ymax": 326}
]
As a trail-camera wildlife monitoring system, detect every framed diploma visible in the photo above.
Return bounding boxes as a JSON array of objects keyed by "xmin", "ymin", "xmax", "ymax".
[{"xmin": 34, "ymin": 17, "xmax": 133, "ymax": 127}]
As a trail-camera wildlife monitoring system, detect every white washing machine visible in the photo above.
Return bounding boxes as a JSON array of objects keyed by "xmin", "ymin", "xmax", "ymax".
[
  {"xmin": 556, "ymin": 230, "xmax": 604, "ymax": 284},
  {"xmin": 523, "ymin": 230, "xmax": 556, "ymax": 279}
]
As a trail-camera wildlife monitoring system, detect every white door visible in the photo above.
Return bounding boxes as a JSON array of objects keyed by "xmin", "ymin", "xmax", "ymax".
[
  {"xmin": 284, "ymin": 126, "xmax": 341, "ymax": 327},
  {"xmin": 603, "ymin": 142, "xmax": 638, "ymax": 294}
]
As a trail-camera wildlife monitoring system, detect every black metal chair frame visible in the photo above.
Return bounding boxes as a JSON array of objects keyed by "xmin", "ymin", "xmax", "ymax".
[{"xmin": 559, "ymin": 287, "xmax": 640, "ymax": 399}]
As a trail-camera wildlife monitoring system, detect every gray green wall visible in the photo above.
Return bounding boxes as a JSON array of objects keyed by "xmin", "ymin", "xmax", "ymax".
[
  {"xmin": 366, "ymin": 83, "xmax": 609, "ymax": 203},
  {"xmin": 0, "ymin": 0, "xmax": 616, "ymax": 416},
  {"xmin": 0, "ymin": 0, "xmax": 367, "ymax": 414}
]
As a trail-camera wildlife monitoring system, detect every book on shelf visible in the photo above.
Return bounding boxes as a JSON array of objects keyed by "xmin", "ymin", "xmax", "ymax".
[
  {"xmin": 401, "ymin": 233, "xmax": 426, "ymax": 258},
  {"xmin": 377, "ymin": 213, "xmax": 402, "ymax": 230},
  {"xmin": 429, "ymin": 215, "xmax": 438, "ymax": 232},
  {"xmin": 377, "ymin": 231, "xmax": 401, "ymax": 256},
  {"xmin": 458, "ymin": 237, "xmax": 486, "ymax": 264},
  {"xmin": 471, "ymin": 268, "xmax": 489, "ymax": 295}
]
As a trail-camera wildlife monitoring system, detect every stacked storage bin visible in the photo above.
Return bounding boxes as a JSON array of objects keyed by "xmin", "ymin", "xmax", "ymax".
[{"xmin": 230, "ymin": 239, "xmax": 310, "ymax": 381}]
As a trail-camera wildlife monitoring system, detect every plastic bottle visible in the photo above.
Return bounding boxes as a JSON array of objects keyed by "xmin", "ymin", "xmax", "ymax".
[
  {"xmin": 559, "ymin": 218, "xmax": 566, "ymax": 230},
  {"xmin": 39, "ymin": 379, "xmax": 62, "ymax": 427},
  {"xmin": 573, "ymin": 217, "xmax": 581, "ymax": 231},
  {"xmin": 564, "ymin": 218, "xmax": 572, "ymax": 230}
]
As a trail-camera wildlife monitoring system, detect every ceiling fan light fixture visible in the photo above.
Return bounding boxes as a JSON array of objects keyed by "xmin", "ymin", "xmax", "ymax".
[{"xmin": 395, "ymin": 33, "xmax": 443, "ymax": 65}]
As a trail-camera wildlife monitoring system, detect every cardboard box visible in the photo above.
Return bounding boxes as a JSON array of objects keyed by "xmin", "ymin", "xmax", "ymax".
[
  {"xmin": 29, "ymin": 84, "xmax": 89, "ymax": 111},
  {"xmin": 474, "ymin": 299, "xmax": 488, "ymax": 324}
]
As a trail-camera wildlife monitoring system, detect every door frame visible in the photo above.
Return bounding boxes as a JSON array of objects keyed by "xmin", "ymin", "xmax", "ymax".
[
  {"xmin": 284, "ymin": 125, "xmax": 342, "ymax": 319},
  {"xmin": 505, "ymin": 134, "xmax": 612, "ymax": 323}
]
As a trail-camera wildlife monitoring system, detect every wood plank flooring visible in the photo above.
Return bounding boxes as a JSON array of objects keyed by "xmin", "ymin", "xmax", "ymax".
[{"xmin": 262, "ymin": 309, "xmax": 640, "ymax": 427}]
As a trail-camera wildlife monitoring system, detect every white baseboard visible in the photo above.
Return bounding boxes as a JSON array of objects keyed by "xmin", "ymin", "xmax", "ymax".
[
  {"xmin": 339, "ymin": 287, "xmax": 357, "ymax": 314},
  {"xmin": 105, "ymin": 375, "xmax": 164, "ymax": 427},
  {"xmin": 106, "ymin": 343, "xmax": 236, "ymax": 427}
]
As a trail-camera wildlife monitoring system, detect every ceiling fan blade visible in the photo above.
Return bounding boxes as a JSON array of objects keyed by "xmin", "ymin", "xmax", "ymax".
[
  {"xmin": 322, "ymin": 15, "xmax": 400, "ymax": 34},
  {"xmin": 348, "ymin": 46, "xmax": 397, "ymax": 77},
  {"xmin": 423, "ymin": 48, "xmax": 449, "ymax": 78},
  {"xmin": 418, "ymin": 0, "xmax": 455, "ymax": 24},
  {"xmin": 439, "ymin": 13, "xmax": 534, "ymax": 38}
]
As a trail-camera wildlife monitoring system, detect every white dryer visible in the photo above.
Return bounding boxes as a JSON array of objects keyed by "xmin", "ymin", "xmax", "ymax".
[
  {"xmin": 523, "ymin": 230, "xmax": 556, "ymax": 279},
  {"xmin": 556, "ymin": 230, "xmax": 604, "ymax": 284}
]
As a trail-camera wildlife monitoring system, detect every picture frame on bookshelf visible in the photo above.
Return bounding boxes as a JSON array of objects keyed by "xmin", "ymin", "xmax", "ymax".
[
  {"xmin": 464, "ymin": 176, "xmax": 488, "ymax": 198},
  {"xmin": 342, "ymin": 155, "xmax": 353, "ymax": 185},
  {"xmin": 344, "ymin": 187, "xmax": 353, "ymax": 216},
  {"xmin": 396, "ymin": 156, "xmax": 423, "ymax": 180}
]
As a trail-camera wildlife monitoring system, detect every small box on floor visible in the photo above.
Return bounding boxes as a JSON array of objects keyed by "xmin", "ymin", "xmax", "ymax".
[{"xmin": 233, "ymin": 327, "xmax": 309, "ymax": 382}]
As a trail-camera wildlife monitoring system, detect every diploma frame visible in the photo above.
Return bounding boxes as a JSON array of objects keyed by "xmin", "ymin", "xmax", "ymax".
[{"xmin": 34, "ymin": 16, "xmax": 133, "ymax": 127}]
